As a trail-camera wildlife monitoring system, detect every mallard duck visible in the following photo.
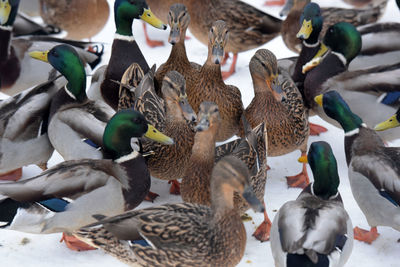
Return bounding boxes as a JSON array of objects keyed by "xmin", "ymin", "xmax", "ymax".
[
  {"xmin": 187, "ymin": 20, "xmax": 244, "ymax": 141},
  {"xmin": 184, "ymin": 0, "xmax": 281, "ymax": 79},
  {"xmin": 13, "ymin": 12, "xmax": 60, "ymax": 36},
  {"xmin": 30, "ymin": 44, "xmax": 115, "ymax": 161},
  {"xmin": 38, "ymin": 0, "xmax": 109, "ymax": 40},
  {"xmin": 270, "ymin": 141, "xmax": 353, "ymax": 266},
  {"xmin": 245, "ymin": 49, "xmax": 310, "ymax": 189},
  {"xmin": 343, "ymin": 0, "xmax": 387, "ymax": 7},
  {"xmin": 89, "ymin": 0, "xmax": 167, "ymax": 110},
  {"xmin": 154, "ymin": 3, "xmax": 200, "ymax": 94},
  {"xmin": 302, "ymin": 22, "xmax": 400, "ymax": 141},
  {"xmin": 280, "ymin": 0, "xmax": 386, "ymax": 53},
  {"xmin": 181, "ymin": 101, "xmax": 272, "ymax": 241},
  {"xmin": 0, "ymin": 109, "xmax": 173, "ymax": 250},
  {"xmin": 374, "ymin": 106, "xmax": 400, "ymax": 131},
  {"xmin": 74, "ymin": 156, "xmax": 264, "ymax": 266},
  {"xmin": 0, "ymin": 0, "xmax": 103, "ymax": 96},
  {"xmin": 315, "ymin": 90, "xmax": 400, "ymax": 244}
]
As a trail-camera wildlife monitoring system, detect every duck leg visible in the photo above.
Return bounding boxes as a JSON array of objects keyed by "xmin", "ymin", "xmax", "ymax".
[
  {"xmin": 168, "ymin": 179, "xmax": 181, "ymax": 195},
  {"xmin": 0, "ymin": 168, "xmax": 22, "ymax": 181},
  {"xmin": 252, "ymin": 202, "xmax": 272, "ymax": 242},
  {"xmin": 145, "ymin": 191, "xmax": 160, "ymax": 202},
  {"xmin": 221, "ymin": 53, "xmax": 230, "ymax": 66},
  {"xmin": 60, "ymin": 232, "xmax": 96, "ymax": 251},
  {"xmin": 142, "ymin": 23, "xmax": 164, "ymax": 48},
  {"xmin": 309, "ymin": 122, "xmax": 328, "ymax": 136},
  {"xmin": 354, "ymin": 226, "xmax": 379, "ymax": 244},
  {"xmin": 286, "ymin": 152, "xmax": 310, "ymax": 189},
  {"xmin": 264, "ymin": 0, "xmax": 286, "ymax": 6},
  {"xmin": 222, "ymin": 53, "xmax": 238, "ymax": 80}
]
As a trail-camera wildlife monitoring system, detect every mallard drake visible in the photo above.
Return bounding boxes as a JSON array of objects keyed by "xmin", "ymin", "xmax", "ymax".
[
  {"xmin": 181, "ymin": 101, "xmax": 272, "ymax": 241},
  {"xmin": 280, "ymin": 0, "xmax": 386, "ymax": 53},
  {"xmin": 0, "ymin": 0, "xmax": 103, "ymax": 96},
  {"xmin": 184, "ymin": 0, "xmax": 281, "ymax": 79},
  {"xmin": 315, "ymin": 90, "xmax": 400, "ymax": 244},
  {"xmin": 30, "ymin": 44, "xmax": 115, "ymax": 161},
  {"xmin": 154, "ymin": 3, "xmax": 200, "ymax": 94},
  {"xmin": 38, "ymin": 0, "xmax": 109, "ymax": 40},
  {"xmin": 302, "ymin": 22, "xmax": 400, "ymax": 141},
  {"xmin": 0, "ymin": 109, "xmax": 173, "ymax": 249},
  {"xmin": 89, "ymin": 0, "xmax": 167, "ymax": 110},
  {"xmin": 74, "ymin": 156, "xmax": 264, "ymax": 266},
  {"xmin": 270, "ymin": 141, "xmax": 353, "ymax": 266},
  {"xmin": 245, "ymin": 49, "xmax": 310, "ymax": 189},
  {"xmin": 187, "ymin": 20, "xmax": 244, "ymax": 141}
]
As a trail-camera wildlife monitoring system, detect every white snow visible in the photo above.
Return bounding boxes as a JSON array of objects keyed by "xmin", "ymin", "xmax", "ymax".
[{"xmin": 1, "ymin": 0, "xmax": 399, "ymax": 266}]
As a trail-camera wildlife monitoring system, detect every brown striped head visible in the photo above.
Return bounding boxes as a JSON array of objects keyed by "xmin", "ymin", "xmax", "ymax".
[
  {"xmin": 250, "ymin": 49, "xmax": 282, "ymax": 94},
  {"xmin": 195, "ymin": 101, "xmax": 221, "ymax": 132},
  {"xmin": 167, "ymin": 3, "xmax": 190, "ymax": 45},
  {"xmin": 208, "ymin": 20, "xmax": 229, "ymax": 65},
  {"xmin": 162, "ymin": 71, "xmax": 196, "ymax": 123}
]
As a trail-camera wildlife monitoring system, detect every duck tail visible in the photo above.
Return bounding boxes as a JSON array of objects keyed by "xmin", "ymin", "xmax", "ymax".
[{"xmin": 0, "ymin": 198, "xmax": 31, "ymax": 228}]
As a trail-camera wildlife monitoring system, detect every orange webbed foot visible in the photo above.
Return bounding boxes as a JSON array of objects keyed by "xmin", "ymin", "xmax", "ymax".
[
  {"xmin": 309, "ymin": 122, "xmax": 328, "ymax": 136},
  {"xmin": 168, "ymin": 179, "xmax": 181, "ymax": 195},
  {"xmin": 264, "ymin": 0, "xmax": 286, "ymax": 6},
  {"xmin": 252, "ymin": 205, "xmax": 272, "ymax": 242},
  {"xmin": 143, "ymin": 23, "xmax": 164, "ymax": 48},
  {"xmin": 60, "ymin": 233, "xmax": 96, "ymax": 251},
  {"xmin": 145, "ymin": 191, "xmax": 160, "ymax": 202},
  {"xmin": 354, "ymin": 226, "xmax": 379, "ymax": 244},
  {"xmin": 286, "ymin": 161, "xmax": 309, "ymax": 189},
  {"xmin": 0, "ymin": 168, "xmax": 22, "ymax": 181}
]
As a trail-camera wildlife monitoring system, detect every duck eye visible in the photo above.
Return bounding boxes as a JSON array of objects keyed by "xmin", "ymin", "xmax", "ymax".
[
  {"xmin": 213, "ymin": 108, "xmax": 218, "ymax": 113},
  {"xmin": 211, "ymin": 28, "xmax": 214, "ymax": 33}
]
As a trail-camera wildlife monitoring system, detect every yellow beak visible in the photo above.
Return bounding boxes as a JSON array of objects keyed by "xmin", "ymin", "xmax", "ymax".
[
  {"xmin": 0, "ymin": 0, "xmax": 11, "ymax": 25},
  {"xmin": 314, "ymin": 94, "xmax": 323, "ymax": 107},
  {"xmin": 297, "ymin": 20, "xmax": 313, "ymax": 39},
  {"xmin": 29, "ymin": 50, "xmax": 49, "ymax": 63},
  {"xmin": 145, "ymin": 124, "xmax": 174, "ymax": 145},
  {"xmin": 374, "ymin": 114, "xmax": 400, "ymax": 131},
  {"xmin": 302, "ymin": 43, "xmax": 328, "ymax": 74},
  {"xmin": 298, "ymin": 155, "xmax": 308, "ymax": 163},
  {"xmin": 139, "ymin": 8, "xmax": 167, "ymax": 30}
]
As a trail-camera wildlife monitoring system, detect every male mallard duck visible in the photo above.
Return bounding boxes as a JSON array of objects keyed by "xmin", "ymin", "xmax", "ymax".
[
  {"xmin": 0, "ymin": 109, "xmax": 173, "ymax": 250},
  {"xmin": 30, "ymin": 44, "xmax": 115, "ymax": 161},
  {"xmin": 315, "ymin": 91, "xmax": 400, "ymax": 244},
  {"xmin": 89, "ymin": 0, "xmax": 167, "ymax": 110},
  {"xmin": 0, "ymin": 0, "xmax": 103, "ymax": 96},
  {"xmin": 38, "ymin": 0, "xmax": 109, "ymax": 40},
  {"xmin": 187, "ymin": 20, "xmax": 244, "ymax": 141},
  {"xmin": 245, "ymin": 49, "xmax": 310, "ymax": 189},
  {"xmin": 302, "ymin": 22, "xmax": 400, "ymax": 141},
  {"xmin": 154, "ymin": 3, "xmax": 200, "ymax": 94},
  {"xmin": 74, "ymin": 156, "xmax": 264, "ymax": 266},
  {"xmin": 181, "ymin": 101, "xmax": 272, "ymax": 241},
  {"xmin": 184, "ymin": 0, "xmax": 282, "ymax": 79},
  {"xmin": 0, "ymin": 74, "xmax": 62, "ymax": 181},
  {"xmin": 280, "ymin": 0, "xmax": 386, "ymax": 53},
  {"xmin": 270, "ymin": 141, "xmax": 353, "ymax": 266}
]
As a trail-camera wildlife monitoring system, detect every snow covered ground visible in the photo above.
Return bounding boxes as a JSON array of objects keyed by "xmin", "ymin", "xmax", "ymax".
[{"xmin": 1, "ymin": 0, "xmax": 400, "ymax": 266}]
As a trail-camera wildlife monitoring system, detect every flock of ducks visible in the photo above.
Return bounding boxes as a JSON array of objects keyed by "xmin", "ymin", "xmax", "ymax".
[{"xmin": 0, "ymin": 0, "xmax": 399, "ymax": 266}]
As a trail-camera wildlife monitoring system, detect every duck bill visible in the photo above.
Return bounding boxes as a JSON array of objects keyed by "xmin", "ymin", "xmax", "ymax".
[
  {"xmin": 298, "ymin": 155, "xmax": 308, "ymax": 163},
  {"xmin": 269, "ymin": 75, "xmax": 283, "ymax": 94},
  {"xmin": 211, "ymin": 44, "xmax": 224, "ymax": 64},
  {"xmin": 0, "ymin": 0, "xmax": 11, "ymax": 25},
  {"xmin": 374, "ymin": 115, "xmax": 400, "ymax": 131},
  {"xmin": 179, "ymin": 98, "xmax": 197, "ymax": 123},
  {"xmin": 279, "ymin": 0, "xmax": 293, "ymax": 17},
  {"xmin": 297, "ymin": 20, "xmax": 312, "ymax": 39},
  {"xmin": 140, "ymin": 8, "xmax": 167, "ymax": 30},
  {"xmin": 302, "ymin": 43, "xmax": 328, "ymax": 73},
  {"xmin": 314, "ymin": 94, "xmax": 323, "ymax": 107},
  {"xmin": 145, "ymin": 124, "xmax": 174, "ymax": 145},
  {"xmin": 242, "ymin": 185, "xmax": 264, "ymax": 213},
  {"xmin": 195, "ymin": 117, "xmax": 210, "ymax": 132},
  {"xmin": 168, "ymin": 24, "xmax": 181, "ymax": 45},
  {"xmin": 29, "ymin": 50, "xmax": 49, "ymax": 63}
]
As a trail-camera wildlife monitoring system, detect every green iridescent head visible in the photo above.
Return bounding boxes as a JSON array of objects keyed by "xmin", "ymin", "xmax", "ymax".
[
  {"xmin": 315, "ymin": 91, "xmax": 363, "ymax": 133},
  {"xmin": 30, "ymin": 44, "xmax": 87, "ymax": 102},
  {"xmin": 323, "ymin": 22, "xmax": 361, "ymax": 64},
  {"xmin": 103, "ymin": 109, "xmax": 174, "ymax": 160},
  {"xmin": 114, "ymin": 0, "xmax": 166, "ymax": 36},
  {"xmin": 297, "ymin": 2, "xmax": 323, "ymax": 43},
  {"xmin": 0, "ymin": 0, "xmax": 19, "ymax": 26},
  {"xmin": 308, "ymin": 141, "xmax": 339, "ymax": 200}
]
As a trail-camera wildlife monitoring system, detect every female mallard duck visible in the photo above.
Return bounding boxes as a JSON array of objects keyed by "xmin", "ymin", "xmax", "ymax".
[
  {"xmin": 30, "ymin": 44, "xmax": 115, "ymax": 161},
  {"xmin": 89, "ymin": 0, "xmax": 167, "ymax": 110},
  {"xmin": 270, "ymin": 141, "xmax": 353, "ymax": 266},
  {"xmin": 280, "ymin": 0, "xmax": 386, "ymax": 53},
  {"xmin": 302, "ymin": 22, "xmax": 400, "ymax": 141},
  {"xmin": 74, "ymin": 156, "xmax": 264, "ymax": 266},
  {"xmin": 316, "ymin": 91, "xmax": 400, "ymax": 244},
  {"xmin": 245, "ymin": 49, "xmax": 310, "ymax": 189},
  {"xmin": 154, "ymin": 3, "xmax": 200, "ymax": 94},
  {"xmin": 188, "ymin": 20, "xmax": 244, "ymax": 141},
  {"xmin": 38, "ymin": 0, "xmax": 109, "ymax": 40},
  {"xmin": 0, "ymin": 109, "xmax": 173, "ymax": 250},
  {"xmin": 184, "ymin": 0, "xmax": 282, "ymax": 79},
  {"xmin": 181, "ymin": 101, "xmax": 272, "ymax": 241},
  {"xmin": 0, "ymin": 0, "xmax": 103, "ymax": 96}
]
